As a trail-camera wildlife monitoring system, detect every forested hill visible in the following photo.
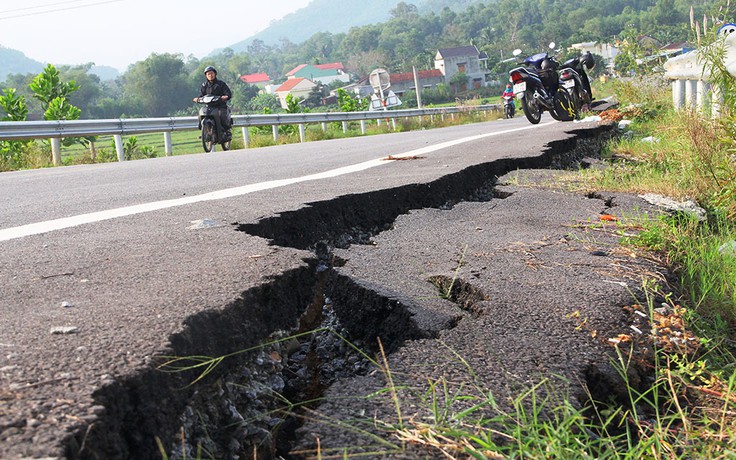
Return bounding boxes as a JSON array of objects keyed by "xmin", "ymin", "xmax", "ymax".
[
  {"xmin": 225, "ymin": 0, "xmax": 705, "ymax": 79},
  {"xmin": 226, "ymin": 0, "xmax": 699, "ymax": 54},
  {"xmin": 225, "ymin": 0, "xmax": 404, "ymax": 50},
  {"xmin": 222, "ymin": 0, "xmax": 484, "ymax": 52},
  {"xmin": 0, "ymin": 47, "xmax": 44, "ymax": 81}
]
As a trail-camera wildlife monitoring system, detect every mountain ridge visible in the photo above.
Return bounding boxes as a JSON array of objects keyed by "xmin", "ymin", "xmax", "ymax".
[{"xmin": 220, "ymin": 0, "xmax": 483, "ymax": 53}]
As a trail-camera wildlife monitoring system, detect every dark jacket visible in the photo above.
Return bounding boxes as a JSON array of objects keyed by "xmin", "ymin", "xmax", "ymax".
[{"xmin": 199, "ymin": 78, "xmax": 232, "ymax": 108}]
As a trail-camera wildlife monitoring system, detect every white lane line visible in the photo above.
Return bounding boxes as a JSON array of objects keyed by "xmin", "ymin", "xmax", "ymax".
[{"xmin": 0, "ymin": 122, "xmax": 554, "ymax": 242}]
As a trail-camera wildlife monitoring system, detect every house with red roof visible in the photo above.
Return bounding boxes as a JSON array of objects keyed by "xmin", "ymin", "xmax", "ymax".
[
  {"xmin": 273, "ymin": 77, "xmax": 317, "ymax": 109},
  {"xmin": 387, "ymin": 69, "xmax": 444, "ymax": 95},
  {"xmin": 285, "ymin": 62, "xmax": 350, "ymax": 85},
  {"xmin": 239, "ymin": 73, "xmax": 272, "ymax": 88}
]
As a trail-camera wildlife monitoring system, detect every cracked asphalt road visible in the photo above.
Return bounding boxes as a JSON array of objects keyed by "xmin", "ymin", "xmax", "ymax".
[{"xmin": 0, "ymin": 119, "xmax": 673, "ymax": 459}]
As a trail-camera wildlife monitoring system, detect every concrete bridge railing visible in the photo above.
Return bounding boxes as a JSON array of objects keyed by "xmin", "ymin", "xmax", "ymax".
[{"xmin": 663, "ymin": 26, "xmax": 736, "ymax": 116}]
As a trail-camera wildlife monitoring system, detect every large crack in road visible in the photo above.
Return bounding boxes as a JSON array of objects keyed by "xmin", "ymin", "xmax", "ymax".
[{"xmin": 60, "ymin": 124, "xmax": 642, "ymax": 459}]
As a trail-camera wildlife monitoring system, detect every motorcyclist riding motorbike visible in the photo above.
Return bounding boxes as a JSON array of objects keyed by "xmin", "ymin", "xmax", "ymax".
[
  {"xmin": 193, "ymin": 66, "xmax": 232, "ymax": 142},
  {"xmin": 501, "ymin": 83, "xmax": 515, "ymax": 118}
]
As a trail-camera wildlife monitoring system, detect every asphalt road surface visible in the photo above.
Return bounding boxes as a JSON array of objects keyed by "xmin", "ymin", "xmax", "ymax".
[{"xmin": 0, "ymin": 116, "xmax": 665, "ymax": 459}]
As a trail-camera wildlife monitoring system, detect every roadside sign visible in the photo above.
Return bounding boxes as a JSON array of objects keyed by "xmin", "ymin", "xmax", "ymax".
[
  {"xmin": 368, "ymin": 68, "xmax": 400, "ymax": 110},
  {"xmin": 369, "ymin": 68, "xmax": 391, "ymax": 92},
  {"xmin": 369, "ymin": 90, "xmax": 402, "ymax": 110}
]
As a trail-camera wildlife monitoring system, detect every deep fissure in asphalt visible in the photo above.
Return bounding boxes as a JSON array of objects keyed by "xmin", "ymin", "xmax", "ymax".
[{"xmin": 65, "ymin": 125, "xmax": 622, "ymax": 459}]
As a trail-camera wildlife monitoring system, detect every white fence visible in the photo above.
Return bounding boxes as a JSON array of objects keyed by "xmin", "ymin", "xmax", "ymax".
[{"xmin": 0, "ymin": 105, "xmax": 498, "ymax": 165}]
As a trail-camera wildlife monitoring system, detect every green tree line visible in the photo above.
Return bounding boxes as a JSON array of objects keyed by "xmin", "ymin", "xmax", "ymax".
[{"xmin": 0, "ymin": 0, "xmax": 724, "ymax": 121}]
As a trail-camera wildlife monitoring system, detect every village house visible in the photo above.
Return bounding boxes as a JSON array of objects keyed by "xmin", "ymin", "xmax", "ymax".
[
  {"xmin": 386, "ymin": 69, "xmax": 444, "ymax": 96},
  {"xmin": 569, "ymin": 41, "xmax": 620, "ymax": 71},
  {"xmin": 273, "ymin": 77, "xmax": 317, "ymax": 109},
  {"xmin": 434, "ymin": 45, "xmax": 489, "ymax": 89},
  {"xmin": 339, "ymin": 77, "xmax": 374, "ymax": 98},
  {"xmin": 239, "ymin": 73, "xmax": 272, "ymax": 88},
  {"xmin": 285, "ymin": 62, "xmax": 351, "ymax": 86}
]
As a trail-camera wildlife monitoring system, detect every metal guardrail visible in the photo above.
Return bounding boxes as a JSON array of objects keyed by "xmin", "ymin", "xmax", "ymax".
[{"xmin": 0, "ymin": 105, "xmax": 499, "ymax": 164}]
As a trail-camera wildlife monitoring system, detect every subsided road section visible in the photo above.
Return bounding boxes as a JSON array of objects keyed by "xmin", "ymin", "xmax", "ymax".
[{"xmin": 0, "ymin": 120, "xmax": 666, "ymax": 458}]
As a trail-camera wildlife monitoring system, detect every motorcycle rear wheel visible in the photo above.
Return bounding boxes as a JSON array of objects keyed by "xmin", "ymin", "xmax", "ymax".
[
  {"xmin": 568, "ymin": 87, "xmax": 583, "ymax": 118},
  {"xmin": 553, "ymin": 88, "xmax": 577, "ymax": 121},
  {"xmin": 201, "ymin": 123, "xmax": 215, "ymax": 153},
  {"xmin": 520, "ymin": 91, "xmax": 542, "ymax": 124}
]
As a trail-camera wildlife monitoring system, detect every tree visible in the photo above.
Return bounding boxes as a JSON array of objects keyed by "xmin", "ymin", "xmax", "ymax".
[
  {"xmin": 29, "ymin": 64, "xmax": 82, "ymax": 121},
  {"xmin": 247, "ymin": 93, "xmax": 280, "ymax": 112},
  {"xmin": 57, "ymin": 64, "xmax": 102, "ymax": 114},
  {"xmin": 305, "ymin": 84, "xmax": 327, "ymax": 108},
  {"xmin": 0, "ymin": 88, "xmax": 28, "ymax": 121},
  {"xmin": 123, "ymin": 53, "xmax": 191, "ymax": 117},
  {"xmin": 390, "ymin": 2, "xmax": 419, "ymax": 18},
  {"xmin": 230, "ymin": 81, "xmax": 261, "ymax": 113},
  {"xmin": 337, "ymin": 88, "xmax": 368, "ymax": 111},
  {"xmin": 0, "ymin": 88, "xmax": 31, "ymax": 170}
]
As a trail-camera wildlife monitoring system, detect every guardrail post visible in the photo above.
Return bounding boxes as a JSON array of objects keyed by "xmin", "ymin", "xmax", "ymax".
[
  {"xmin": 391, "ymin": 118, "xmax": 397, "ymax": 130},
  {"xmin": 242, "ymin": 127, "xmax": 250, "ymax": 148},
  {"xmin": 114, "ymin": 135, "xmax": 125, "ymax": 161},
  {"xmin": 321, "ymin": 122, "xmax": 327, "ymax": 132},
  {"xmin": 164, "ymin": 132, "xmax": 173, "ymax": 156},
  {"xmin": 360, "ymin": 120, "xmax": 366, "ymax": 134},
  {"xmin": 51, "ymin": 138, "xmax": 62, "ymax": 166},
  {"xmin": 298, "ymin": 124, "xmax": 306, "ymax": 143},
  {"xmin": 272, "ymin": 125, "xmax": 279, "ymax": 142},
  {"xmin": 342, "ymin": 121, "xmax": 348, "ymax": 133}
]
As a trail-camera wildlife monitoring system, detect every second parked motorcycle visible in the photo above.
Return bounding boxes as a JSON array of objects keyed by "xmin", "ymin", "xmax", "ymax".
[
  {"xmin": 508, "ymin": 43, "xmax": 577, "ymax": 124},
  {"xmin": 559, "ymin": 51, "xmax": 595, "ymax": 113}
]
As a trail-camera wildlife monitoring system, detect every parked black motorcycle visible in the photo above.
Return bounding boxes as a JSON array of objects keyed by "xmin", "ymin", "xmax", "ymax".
[
  {"xmin": 508, "ymin": 43, "xmax": 577, "ymax": 124},
  {"xmin": 559, "ymin": 51, "xmax": 595, "ymax": 113},
  {"xmin": 195, "ymin": 95, "xmax": 231, "ymax": 152}
]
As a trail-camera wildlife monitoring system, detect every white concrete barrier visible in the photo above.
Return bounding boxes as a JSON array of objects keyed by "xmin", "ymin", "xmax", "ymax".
[{"xmin": 663, "ymin": 25, "xmax": 736, "ymax": 117}]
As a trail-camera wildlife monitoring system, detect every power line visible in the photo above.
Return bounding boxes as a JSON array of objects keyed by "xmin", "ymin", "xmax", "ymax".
[
  {"xmin": 0, "ymin": 0, "xmax": 100, "ymax": 15},
  {"xmin": 0, "ymin": 0, "xmax": 123, "ymax": 21}
]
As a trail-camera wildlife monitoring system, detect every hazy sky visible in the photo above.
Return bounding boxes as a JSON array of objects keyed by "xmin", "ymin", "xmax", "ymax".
[{"xmin": 0, "ymin": 0, "xmax": 312, "ymax": 71}]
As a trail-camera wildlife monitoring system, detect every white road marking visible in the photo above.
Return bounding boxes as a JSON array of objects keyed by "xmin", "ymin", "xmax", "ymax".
[{"xmin": 0, "ymin": 122, "xmax": 554, "ymax": 242}]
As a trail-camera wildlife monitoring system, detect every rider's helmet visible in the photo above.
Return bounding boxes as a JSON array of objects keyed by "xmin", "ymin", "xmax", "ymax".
[{"xmin": 204, "ymin": 66, "xmax": 217, "ymax": 75}]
